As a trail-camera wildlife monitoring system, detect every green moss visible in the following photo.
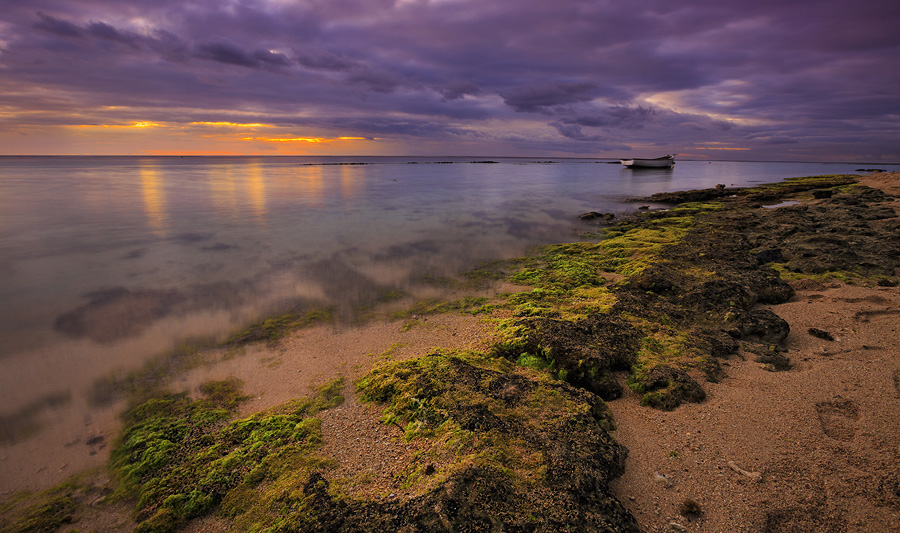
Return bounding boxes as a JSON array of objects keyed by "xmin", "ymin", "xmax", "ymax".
[
  {"xmin": 516, "ymin": 353, "xmax": 551, "ymax": 371},
  {"xmin": 392, "ymin": 296, "xmax": 492, "ymax": 319},
  {"xmin": 226, "ymin": 308, "xmax": 334, "ymax": 346},
  {"xmin": 356, "ymin": 351, "xmax": 605, "ymax": 490},
  {"xmin": 635, "ymin": 332, "xmax": 700, "ymax": 369},
  {"xmin": 511, "ymin": 242, "xmax": 606, "ymax": 290},
  {"xmin": 597, "ymin": 220, "xmax": 691, "ymax": 277},
  {"xmin": 0, "ymin": 480, "xmax": 82, "ymax": 533},
  {"xmin": 671, "ymin": 201, "xmax": 729, "ymax": 213},
  {"xmin": 768, "ymin": 263, "xmax": 862, "ymax": 284},
  {"xmin": 740, "ymin": 174, "xmax": 858, "ymax": 199},
  {"xmin": 110, "ymin": 378, "xmax": 343, "ymax": 533}
]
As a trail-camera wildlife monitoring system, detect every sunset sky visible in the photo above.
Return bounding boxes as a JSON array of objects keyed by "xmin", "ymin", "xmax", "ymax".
[{"xmin": 1, "ymin": 0, "xmax": 898, "ymax": 160}]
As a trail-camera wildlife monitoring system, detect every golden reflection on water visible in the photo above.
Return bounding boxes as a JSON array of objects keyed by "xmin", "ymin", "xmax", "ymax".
[
  {"xmin": 295, "ymin": 165, "xmax": 325, "ymax": 207},
  {"xmin": 245, "ymin": 162, "xmax": 268, "ymax": 224},
  {"xmin": 209, "ymin": 164, "xmax": 239, "ymax": 218},
  {"xmin": 339, "ymin": 165, "xmax": 363, "ymax": 200},
  {"xmin": 139, "ymin": 163, "xmax": 167, "ymax": 235}
]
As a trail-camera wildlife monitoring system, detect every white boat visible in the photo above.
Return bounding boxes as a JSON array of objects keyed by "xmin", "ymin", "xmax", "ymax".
[{"xmin": 620, "ymin": 154, "xmax": 675, "ymax": 168}]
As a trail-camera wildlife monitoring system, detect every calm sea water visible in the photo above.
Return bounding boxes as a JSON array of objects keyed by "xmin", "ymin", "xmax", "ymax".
[{"xmin": 1, "ymin": 155, "xmax": 895, "ymax": 490}]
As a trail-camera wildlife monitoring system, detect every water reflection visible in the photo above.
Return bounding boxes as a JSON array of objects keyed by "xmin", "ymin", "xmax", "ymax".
[
  {"xmin": 139, "ymin": 163, "xmax": 167, "ymax": 235},
  {"xmin": 295, "ymin": 165, "xmax": 325, "ymax": 207},
  {"xmin": 245, "ymin": 161, "xmax": 268, "ymax": 224},
  {"xmin": 339, "ymin": 165, "xmax": 364, "ymax": 200},
  {"xmin": 209, "ymin": 163, "xmax": 239, "ymax": 220}
]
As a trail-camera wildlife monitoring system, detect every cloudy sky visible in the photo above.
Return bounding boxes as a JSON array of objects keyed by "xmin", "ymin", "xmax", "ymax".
[{"xmin": 1, "ymin": 0, "xmax": 898, "ymax": 160}]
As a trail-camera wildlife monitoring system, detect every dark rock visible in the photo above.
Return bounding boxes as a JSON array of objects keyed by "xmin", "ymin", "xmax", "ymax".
[
  {"xmin": 755, "ymin": 249, "xmax": 785, "ymax": 264},
  {"xmin": 727, "ymin": 309, "xmax": 790, "ymax": 344},
  {"xmin": 812, "ymin": 189, "xmax": 833, "ymax": 199},
  {"xmin": 630, "ymin": 265, "xmax": 684, "ymax": 295},
  {"xmin": 512, "ymin": 316, "xmax": 641, "ymax": 400},
  {"xmin": 755, "ymin": 351, "xmax": 792, "ymax": 371},
  {"xmin": 579, "ymin": 212, "xmax": 616, "ymax": 221},
  {"xmin": 643, "ymin": 187, "xmax": 738, "ymax": 204},
  {"xmin": 639, "ymin": 365, "xmax": 706, "ymax": 410},
  {"xmin": 808, "ymin": 327, "xmax": 835, "ymax": 341},
  {"xmin": 696, "ymin": 330, "xmax": 740, "ymax": 358}
]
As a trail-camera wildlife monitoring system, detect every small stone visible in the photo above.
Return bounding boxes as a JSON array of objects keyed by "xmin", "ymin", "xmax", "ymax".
[
  {"xmin": 808, "ymin": 327, "xmax": 835, "ymax": 341},
  {"xmin": 654, "ymin": 472, "xmax": 673, "ymax": 488}
]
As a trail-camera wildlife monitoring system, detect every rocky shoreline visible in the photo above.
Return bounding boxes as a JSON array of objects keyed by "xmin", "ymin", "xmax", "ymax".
[{"xmin": 2, "ymin": 173, "xmax": 899, "ymax": 532}]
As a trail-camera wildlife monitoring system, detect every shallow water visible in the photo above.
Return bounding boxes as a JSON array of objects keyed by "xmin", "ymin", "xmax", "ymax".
[{"xmin": 0, "ymin": 155, "xmax": 895, "ymax": 491}]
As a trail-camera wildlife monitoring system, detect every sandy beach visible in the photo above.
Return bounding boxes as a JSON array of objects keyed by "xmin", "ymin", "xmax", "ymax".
[{"xmin": 3, "ymin": 173, "xmax": 899, "ymax": 532}]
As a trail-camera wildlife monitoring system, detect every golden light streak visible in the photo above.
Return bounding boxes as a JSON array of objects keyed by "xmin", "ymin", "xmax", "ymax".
[
  {"xmin": 245, "ymin": 162, "xmax": 268, "ymax": 224},
  {"xmin": 339, "ymin": 165, "xmax": 363, "ymax": 200},
  {"xmin": 209, "ymin": 164, "xmax": 239, "ymax": 219},
  {"xmin": 295, "ymin": 165, "xmax": 325, "ymax": 206},
  {"xmin": 139, "ymin": 163, "xmax": 166, "ymax": 235},
  {"xmin": 191, "ymin": 122, "xmax": 268, "ymax": 128},
  {"xmin": 242, "ymin": 136, "xmax": 374, "ymax": 143},
  {"xmin": 143, "ymin": 150, "xmax": 240, "ymax": 156},
  {"xmin": 246, "ymin": 137, "xmax": 328, "ymax": 143},
  {"xmin": 640, "ymin": 81, "xmax": 771, "ymax": 127},
  {"xmin": 71, "ymin": 121, "xmax": 164, "ymax": 129}
]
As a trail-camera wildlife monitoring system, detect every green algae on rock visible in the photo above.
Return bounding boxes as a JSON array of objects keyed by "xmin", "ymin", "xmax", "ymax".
[
  {"xmin": 0, "ymin": 479, "xmax": 82, "ymax": 533},
  {"xmin": 225, "ymin": 308, "xmax": 334, "ymax": 346},
  {"xmin": 355, "ymin": 350, "xmax": 639, "ymax": 531},
  {"xmin": 110, "ymin": 378, "xmax": 342, "ymax": 532},
  {"xmin": 496, "ymin": 173, "xmax": 898, "ymax": 410}
]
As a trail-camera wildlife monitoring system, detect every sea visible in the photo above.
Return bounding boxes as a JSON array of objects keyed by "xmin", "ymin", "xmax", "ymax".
[{"xmin": 1, "ymin": 155, "xmax": 896, "ymax": 492}]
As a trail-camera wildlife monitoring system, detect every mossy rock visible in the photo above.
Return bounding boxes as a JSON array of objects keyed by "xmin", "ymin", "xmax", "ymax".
[
  {"xmin": 352, "ymin": 352, "xmax": 640, "ymax": 531},
  {"xmin": 109, "ymin": 378, "xmax": 343, "ymax": 533},
  {"xmin": 495, "ymin": 315, "xmax": 640, "ymax": 400},
  {"xmin": 633, "ymin": 365, "xmax": 706, "ymax": 411}
]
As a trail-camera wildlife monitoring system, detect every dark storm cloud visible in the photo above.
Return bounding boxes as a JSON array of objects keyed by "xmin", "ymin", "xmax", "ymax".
[
  {"xmin": 196, "ymin": 42, "xmax": 291, "ymax": 69},
  {"xmin": 33, "ymin": 11, "xmax": 82, "ymax": 38},
  {"xmin": 502, "ymin": 83, "xmax": 599, "ymax": 113},
  {"xmin": 294, "ymin": 51, "xmax": 357, "ymax": 72},
  {"xmin": 87, "ymin": 21, "xmax": 138, "ymax": 47},
  {"xmin": 1, "ymin": 0, "xmax": 899, "ymax": 159}
]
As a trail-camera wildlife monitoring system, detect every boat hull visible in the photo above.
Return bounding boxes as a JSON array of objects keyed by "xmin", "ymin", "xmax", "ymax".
[{"xmin": 620, "ymin": 155, "xmax": 675, "ymax": 168}]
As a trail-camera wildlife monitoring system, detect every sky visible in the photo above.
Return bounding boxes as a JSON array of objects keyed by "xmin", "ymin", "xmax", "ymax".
[{"xmin": 1, "ymin": 0, "xmax": 898, "ymax": 161}]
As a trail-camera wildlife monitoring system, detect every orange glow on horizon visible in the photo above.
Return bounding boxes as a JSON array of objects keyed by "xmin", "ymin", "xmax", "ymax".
[
  {"xmin": 70, "ymin": 121, "xmax": 164, "ymax": 129},
  {"xmin": 191, "ymin": 121, "xmax": 269, "ymax": 128},
  {"xmin": 143, "ymin": 150, "xmax": 242, "ymax": 155},
  {"xmin": 242, "ymin": 136, "xmax": 374, "ymax": 143}
]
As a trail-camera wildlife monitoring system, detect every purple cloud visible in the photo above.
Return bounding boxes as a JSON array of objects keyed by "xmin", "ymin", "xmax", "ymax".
[{"xmin": 0, "ymin": 0, "xmax": 898, "ymax": 160}]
